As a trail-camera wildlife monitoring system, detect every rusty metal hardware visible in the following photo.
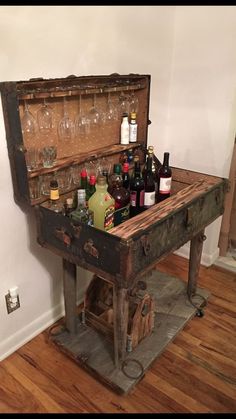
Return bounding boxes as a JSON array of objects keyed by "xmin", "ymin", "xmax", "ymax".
[
  {"xmin": 199, "ymin": 233, "xmax": 207, "ymax": 243},
  {"xmin": 141, "ymin": 303, "xmax": 150, "ymax": 317},
  {"xmin": 83, "ymin": 239, "xmax": 99, "ymax": 259},
  {"xmin": 16, "ymin": 144, "xmax": 27, "ymax": 153},
  {"xmin": 141, "ymin": 235, "xmax": 151, "ymax": 256},
  {"xmin": 54, "ymin": 227, "xmax": 72, "ymax": 247}
]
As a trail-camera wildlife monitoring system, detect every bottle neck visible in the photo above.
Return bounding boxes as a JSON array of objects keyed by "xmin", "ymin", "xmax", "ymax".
[
  {"xmin": 163, "ymin": 152, "xmax": 169, "ymax": 167},
  {"xmin": 146, "ymin": 156, "xmax": 153, "ymax": 172},
  {"xmin": 134, "ymin": 161, "xmax": 141, "ymax": 177}
]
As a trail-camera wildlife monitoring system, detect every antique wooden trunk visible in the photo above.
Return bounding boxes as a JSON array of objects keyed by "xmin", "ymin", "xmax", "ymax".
[{"xmin": 0, "ymin": 73, "xmax": 228, "ymax": 394}]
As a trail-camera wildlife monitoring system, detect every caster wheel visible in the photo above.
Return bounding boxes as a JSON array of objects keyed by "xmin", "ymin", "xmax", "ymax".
[{"xmin": 196, "ymin": 308, "xmax": 204, "ymax": 317}]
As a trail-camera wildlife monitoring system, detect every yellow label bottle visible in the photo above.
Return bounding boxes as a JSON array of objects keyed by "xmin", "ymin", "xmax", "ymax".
[{"xmin": 88, "ymin": 175, "xmax": 115, "ymax": 231}]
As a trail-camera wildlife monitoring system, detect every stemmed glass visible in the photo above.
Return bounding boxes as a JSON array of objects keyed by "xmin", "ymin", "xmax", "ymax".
[
  {"xmin": 101, "ymin": 92, "xmax": 119, "ymax": 124},
  {"xmin": 58, "ymin": 97, "xmax": 75, "ymax": 141},
  {"xmin": 119, "ymin": 92, "xmax": 130, "ymax": 117},
  {"xmin": 21, "ymin": 101, "xmax": 37, "ymax": 137},
  {"xmin": 37, "ymin": 99, "xmax": 53, "ymax": 135},
  {"xmin": 74, "ymin": 95, "xmax": 90, "ymax": 138},
  {"xmin": 129, "ymin": 91, "xmax": 139, "ymax": 114},
  {"xmin": 88, "ymin": 94, "xmax": 100, "ymax": 126}
]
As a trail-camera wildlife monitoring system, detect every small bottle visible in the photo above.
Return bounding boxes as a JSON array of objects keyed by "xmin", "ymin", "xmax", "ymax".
[
  {"xmin": 120, "ymin": 113, "xmax": 129, "ymax": 145},
  {"xmin": 48, "ymin": 179, "xmax": 64, "ymax": 214},
  {"xmin": 108, "ymin": 163, "xmax": 122, "ymax": 195},
  {"xmin": 64, "ymin": 197, "xmax": 74, "ymax": 216},
  {"xmin": 129, "ymin": 112, "xmax": 137, "ymax": 143},
  {"xmin": 88, "ymin": 175, "xmax": 115, "ymax": 231},
  {"xmin": 86, "ymin": 174, "xmax": 96, "ymax": 201},
  {"xmin": 122, "ymin": 162, "xmax": 130, "ymax": 190},
  {"xmin": 70, "ymin": 189, "xmax": 94, "ymax": 226},
  {"xmin": 157, "ymin": 152, "xmax": 172, "ymax": 202},
  {"xmin": 80, "ymin": 167, "xmax": 88, "ymax": 190},
  {"xmin": 129, "ymin": 155, "xmax": 145, "ymax": 218},
  {"xmin": 143, "ymin": 152, "xmax": 156, "ymax": 209}
]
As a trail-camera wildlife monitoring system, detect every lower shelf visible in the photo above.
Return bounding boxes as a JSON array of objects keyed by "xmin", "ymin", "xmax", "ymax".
[{"xmin": 49, "ymin": 270, "xmax": 209, "ymax": 394}]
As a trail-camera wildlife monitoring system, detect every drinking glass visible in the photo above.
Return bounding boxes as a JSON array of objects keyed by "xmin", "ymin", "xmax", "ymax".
[
  {"xmin": 74, "ymin": 95, "xmax": 90, "ymax": 137},
  {"xmin": 88, "ymin": 94, "xmax": 100, "ymax": 126},
  {"xmin": 25, "ymin": 147, "xmax": 39, "ymax": 171},
  {"xmin": 37, "ymin": 99, "xmax": 53, "ymax": 135},
  {"xmin": 21, "ymin": 101, "xmax": 37, "ymax": 137},
  {"xmin": 58, "ymin": 97, "xmax": 75, "ymax": 141},
  {"xmin": 101, "ymin": 92, "xmax": 118, "ymax": 124},
  {"xmin": 119, "ymin": 92, "xmax": 130, "ymax": 117},
  {"xmin": 29, "ymin": 177, "xmax": 41, "ymax": 200},
  {"xmin": 41, "ymin": 145, "xmax": 57, "ymax": 168}
]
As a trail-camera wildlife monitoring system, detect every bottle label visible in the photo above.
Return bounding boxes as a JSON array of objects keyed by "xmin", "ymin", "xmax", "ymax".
[
  {"xmin": 129, "ymin": 124, "xmax": 137, "ymax": 143},
  {"xmin": 144, "ymin": 191, "xmax": 155, "ymax": 207},
  {"xmin": 121, "ymin": 119, "xmax": 129, "ymax": 145},
  {"xmin": 114, "ymin": 204, "xmax": 130, "ymax": 226},
  {"xmin": 130, "ymin": 190, "xmax": 144, "ymax": 207},
  {"xmin": 159, "ymin": 177, "xmax": 172, "ymax": 194},
  {"xmin": 104, "ymin": 204, "xmax": 115, "ymax": 231},
  {"xmin": 50, "ymin": 189, "xmax": 59, "ymax": 200}
]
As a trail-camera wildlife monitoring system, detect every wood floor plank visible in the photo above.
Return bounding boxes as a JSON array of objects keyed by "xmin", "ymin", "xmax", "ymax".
[{"xmin": 0, "ymin": 253, "xmax": 235, "ymax": 413}]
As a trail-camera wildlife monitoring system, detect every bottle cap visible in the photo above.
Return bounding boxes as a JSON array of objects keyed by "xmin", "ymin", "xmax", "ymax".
[
  {"xmin": 80, "ymin": 168, "xmax": 87, "ymax": 178},
  {"xmin": 66, "ymin": 197, "xmax": 73, "ymax": 206},
  {"xmin": 50, "ymin": 179, "xmax": 58, "ymax": 189},
  {"xmin": 77, "ymin": 189, "xmax": 86, "ymax": 199},
  {"xmin": 123, "ymin": 162, "xmax": 129, "ymax": 172},
  {"xmin": 97, "ymin": 175, "xmax": 107, "ymax": 186},
  {"xmin": 122, "ymin": 112, "xmax": 128, "ymax": 118},
  {"xmin": 89, "ymin": 175, "xmax": 96, "ymax": 185},
  {"xmin": 113, "ymin": 163, "xmax": 121, "ymax": 174},
  {"xmin": 130, "ymin": 112, "xmax": 136, "ymax": 119}
]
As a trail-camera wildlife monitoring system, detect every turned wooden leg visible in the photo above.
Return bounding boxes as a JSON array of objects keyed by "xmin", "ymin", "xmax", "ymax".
[
  {"xmin": 62, "ymin": 259, "xmax": 77, "ymax": 335},
  {"xmin": 187, "ymin": 229, "xmax": 206, "ymax": 297},
  {"xmin": 113, "ymin": 285, "xmax": 129, "ymax": 369}
]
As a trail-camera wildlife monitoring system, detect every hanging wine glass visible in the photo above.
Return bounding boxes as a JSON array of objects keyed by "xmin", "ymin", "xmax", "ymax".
[
  {"xmin": 88, "ymin": 94, "xmax": 101, "ymax": 126},
  {"xmin": 74, "ymin": 95, "xmax": 90, "ymax": 137},
  {"xmin": 58, "ymin": 97, "xmax": 75, "ymax": 141},
  {"xmin": 119, "ymin": 92, "xmax": 130, "ymax": 117},
  {"xmin": 21, "ymin": 101, "xmax": 37, "ymax": 137},
  {"xmin": 129, "ymin": 91, "xmax": 139, "ymax": 114},
  {"xmin": 103, "ymin": 92, "xmax": 119, "ymax": 124},
  {"xmin": 37, "ymin": 99, "xmax": 53, "ymax": 135}
]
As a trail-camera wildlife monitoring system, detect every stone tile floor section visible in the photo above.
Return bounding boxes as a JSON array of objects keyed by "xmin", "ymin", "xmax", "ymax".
[{"xmin": 214, "ymin": 247, "xmax": 236, "ymax": 274}]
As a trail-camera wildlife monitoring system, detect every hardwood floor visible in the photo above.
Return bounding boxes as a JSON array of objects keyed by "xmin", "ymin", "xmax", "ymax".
[{"xmin": 0, "ymin": 254, "xmax": 235, "ymax": 413}]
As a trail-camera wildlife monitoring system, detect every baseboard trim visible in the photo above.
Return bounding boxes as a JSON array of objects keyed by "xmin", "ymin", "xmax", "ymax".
[
  {"xmin": 0, "ymin": 303, "xmax": 65, "ymax": 362},
  {"xmin": 174, "ymin": 246, "xmax": 220, "ymax": 267}
]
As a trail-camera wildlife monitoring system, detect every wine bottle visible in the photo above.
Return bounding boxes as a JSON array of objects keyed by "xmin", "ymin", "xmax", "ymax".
[
  {"xmin": 157, "ymin": 152, "xmax": 172, "ymax": 202},
  {"xmin": 110, "ymin": 177, "xmax": 130, "ymax": 226},
  {"xmin": 129, "ymin": 155, "xmax": 145, "ymax": 218},
  {"xmin": 143, "ymin": 152, "xmax": 156, "ymax": 209},
  {"xmin": 122, "ymin": 162, "xmax": 130, "ymax": 190}
]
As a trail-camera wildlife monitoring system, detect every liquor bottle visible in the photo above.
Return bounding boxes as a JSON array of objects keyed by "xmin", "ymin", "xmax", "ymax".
[
  {"xmin": 64, "ymin": 197, "xmax": 74, "ymax": 216},
  {"xmin": 129, "ymin": 112, "xmax": 137, "ymax": 143},
  {"xmin": 157, "ymin": 152, "xmax": 172, "ymax": 202},
  {"xmin": 80, "ymin": 167, "xmax": 88, "ymax": 190},
  {"xmin": 122, "ymin": 162, "xmax": 130, "ymax": 190},
  {"xmin": 88, "ymin": 175, "xmax": 115, "ymax": 231},
  {"xmin": 48, "ymin": 179, "xmax": 64, "ymax": 214},
  {"xmin": 110, "ymin": 177, "xmax": 130, "ymax": 226},
  {"xmin": 120, "ymin": 113, "xmax": 129, "ymax": 145},
  {"xmin": 107, "ymin": 163, "xmax": 122, "ymax": 195},
  {"xmin": 70, "ymin": 189, "xmax": 94, "ymax": 226},
  {"xmin": 143, "ymin": 152, "xmax": 156, "ymax": 209},
  {"xmin": 86, "ymin": 174, "xmax": 96, "ymax": 201},
  {"xmin": 129, "ymin": 155, "xmax": 145, "ymax": 218},
  {"xmin": 142, "ymin": 145, "xmax": 159, "ymax": 197}
]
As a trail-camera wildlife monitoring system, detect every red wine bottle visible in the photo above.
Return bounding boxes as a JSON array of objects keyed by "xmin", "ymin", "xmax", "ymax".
[
  {"xmin": 157, "ymin": 152, "xmax": 172, "ymax": 202},
  {"xmin": 129, "ymin": 156, "xmax": 145, "ymax": 218},
  {"xmin": 143, "ymin": 153, "xmax": 155, "ymax": 209}
]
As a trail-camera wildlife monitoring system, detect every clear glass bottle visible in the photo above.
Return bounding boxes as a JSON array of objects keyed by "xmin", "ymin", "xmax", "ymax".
[
  {"xmin": 48, "ymin": 179, "xmax": 64, "ymax": 214},
  {"xmin": 70, "ymin": 189, "xmax": 94, "ymax": 226},
  {"xmin": 88, "ymin": 175, "xmax": 115, "ymax": 231},
  {"xmin": 120, "ymin": 113, "xmax": 129, "ymax": 145},
  {"xmin": 157, "ymin": 152, "xmax": 172, "ymax": 202},
  {"xmin": 129, "ymin": 112, "xmax": 137, "ymax": 143}
]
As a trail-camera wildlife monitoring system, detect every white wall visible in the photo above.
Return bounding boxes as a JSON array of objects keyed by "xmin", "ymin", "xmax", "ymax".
[
  {"xmin": 0, "ymin": 5, "xmax": 176, "ymax": 360},
  {"xmin": 165, "ymin": 6, "xmax": 236, "ymax": 265}
]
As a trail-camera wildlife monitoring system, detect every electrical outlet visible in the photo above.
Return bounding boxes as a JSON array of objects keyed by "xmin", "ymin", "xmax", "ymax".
[{"xmin": 5, "ymin": 291, "xmax": 20, "ymax": 314}]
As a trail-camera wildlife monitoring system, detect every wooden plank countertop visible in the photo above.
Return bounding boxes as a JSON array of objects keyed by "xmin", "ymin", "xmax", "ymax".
[{"xmin": 110, "ymin": 168, "xmax": 224, "ymax": 240}]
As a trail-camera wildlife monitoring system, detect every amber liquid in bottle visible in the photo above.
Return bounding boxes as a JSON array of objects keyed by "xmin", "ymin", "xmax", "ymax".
[{"xmin": 157, "ymin": 152, "xmax": 172, "ymax": 202}]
